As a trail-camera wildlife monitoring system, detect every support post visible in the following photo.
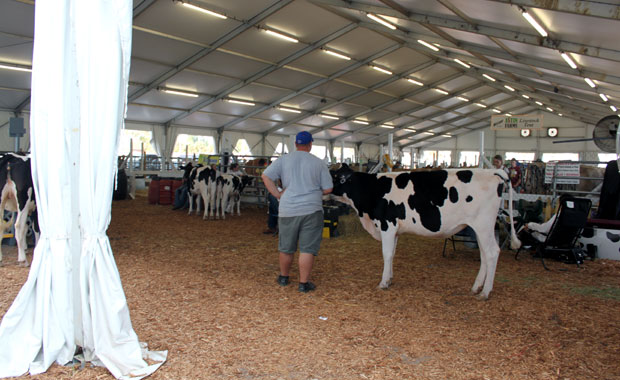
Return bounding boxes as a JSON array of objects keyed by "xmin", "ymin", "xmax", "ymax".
[
  {"xmin": 340, "ymin": 140, "xmax": 344, "ymax": 163},
  {"xmin": 388, "ymin": 133, "xmax": 393, "ymax": 172}
]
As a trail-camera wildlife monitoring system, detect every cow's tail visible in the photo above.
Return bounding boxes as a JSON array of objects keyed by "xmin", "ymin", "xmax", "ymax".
[
  {"xmin": 507, "ymin": 178, "xmax": 522, "ymax": 250},
  {"xmin": 0, "ymin": 210, "xmax": 15, "ymax": 232}
]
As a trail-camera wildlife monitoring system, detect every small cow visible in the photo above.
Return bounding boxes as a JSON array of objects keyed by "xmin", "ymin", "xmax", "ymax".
[
  {"xmin": 0, "ymin": 153, "xmax": 37, "ymax": 266},
  {"xmin": 331, "ymin": 164, "xmax": 520, "ymax": 300},
  {"xmin": 186, "ymin": 165, "xmax": 218, "ymax": 220},
  {"xmin": 216, "ymin": 173, "xmax": 252, "ymax": 219}
]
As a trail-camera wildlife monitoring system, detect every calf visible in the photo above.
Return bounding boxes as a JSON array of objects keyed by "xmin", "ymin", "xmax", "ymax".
[
  {"xmin": 217, "ymin": 174, "xmax": 252, "ymax": 219},
  {"xmin": 0, "ymin": 153, "xmax": 37, "ymax": 266},
  {"xmin": 331, "ymin": 164, "xmax": 520, "ymax": 299},
  {"xmin": 186, "ymin": 165, "xmax": 218, "ymax": 220}
]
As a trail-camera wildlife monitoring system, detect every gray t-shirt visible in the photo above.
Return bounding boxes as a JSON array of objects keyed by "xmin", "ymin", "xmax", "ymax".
[{"xmin": 263, "ymin": 151, "xmax": 333, "ymax": 217}]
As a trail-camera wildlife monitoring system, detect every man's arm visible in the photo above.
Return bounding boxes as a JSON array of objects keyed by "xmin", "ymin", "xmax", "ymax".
[
  {"xmin": 262, "ymin": 173, "xmax": 283, "ymax": 199},
  {"xmin": 322, "ymin": 187, "xmax": 333, "ymax": 195}
]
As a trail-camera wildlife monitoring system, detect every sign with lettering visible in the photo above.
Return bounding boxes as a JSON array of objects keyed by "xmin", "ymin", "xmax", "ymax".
[
  {"xmin": 491, "ymin": 114, "xmax": 543, "ymax": 130},
  {"xmin": 544, "ymin": 162, "xmax": 580, "ymax": 184}
]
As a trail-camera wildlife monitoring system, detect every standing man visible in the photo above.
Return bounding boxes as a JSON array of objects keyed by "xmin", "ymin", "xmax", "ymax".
[{"xmin": 262, "ymin": 131, "xmax": 333, "ymax": 292}]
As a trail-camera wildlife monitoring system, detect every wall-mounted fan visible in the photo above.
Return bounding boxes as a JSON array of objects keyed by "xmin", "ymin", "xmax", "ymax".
[{"xmin": 592, "ymin": 115, "xmax": 619, "ymax": 153}]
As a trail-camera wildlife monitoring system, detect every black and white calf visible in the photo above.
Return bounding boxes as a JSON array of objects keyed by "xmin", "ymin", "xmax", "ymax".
[
  {"xmin": 331, "ymin": 164, "xmax": 520, "ymax": 299},
  {"xmin": 0, "ymin": 153, "xmax": 37, "ymax": 266},
  {"xmin": 216, "ymin": 173, "xmax": 252, "ymax": 219},
  {"xmin": 185, "ymin": 164, "xmax": 218, "ymax": 220}
]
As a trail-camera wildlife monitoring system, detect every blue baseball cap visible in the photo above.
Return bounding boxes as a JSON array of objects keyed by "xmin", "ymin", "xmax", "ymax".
[{"xmin": 295, "ymin": 131, "xmax": 314, "ymax": 145}]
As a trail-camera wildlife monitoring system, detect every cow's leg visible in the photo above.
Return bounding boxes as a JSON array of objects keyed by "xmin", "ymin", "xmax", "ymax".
[
  {"xmin": 471, "ymin": 225, "xmax": 500, "ymax": 300},
  {"xmin": 209, "ymin": 184, "xmax": 217, "ymax": 220},
  {"xmin": 236, "ymin": 194, "xmax": 241, "ymax": 216},
  {"xmin": 14, "ymin": 209, "xmax": 29, "ymax": 266},
  {"xmin": 378, "ymin": 230, "xmax": 398, "ymax": 289},
  {"xmin": 200, "ymin": 188, "xmax": 210, "ymax": 220},
  {"xmin": 220, "ymin": 192, "xmax": 228, "ymax": 220},
  {"xmin": 187, "ymin": 192, "xmax": 194, "ymax": 215}
]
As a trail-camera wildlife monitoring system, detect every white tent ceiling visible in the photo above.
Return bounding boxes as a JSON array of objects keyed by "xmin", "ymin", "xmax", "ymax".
[{"xmin": 1, "ymin": 0, "xmax": 619, "ymax": 150}]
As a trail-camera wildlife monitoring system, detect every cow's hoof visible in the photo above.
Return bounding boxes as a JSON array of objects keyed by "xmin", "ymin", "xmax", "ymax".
[
  {"xmin": 378, "ymin": 281, "xmax": 391, "ymax": 289},
  {"xmin": 18, "ymin": 260, "xmax": 29, "ymax": 268},
  {"xmin": 475, "ymin": 293, "xmax": 489, "ymax": 301},
  {"xmin": 470, "ymin": 286, "xmax": 483, "ymax": 295}
]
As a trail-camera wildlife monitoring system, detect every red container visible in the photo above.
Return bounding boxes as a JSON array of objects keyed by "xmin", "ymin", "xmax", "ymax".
[
  {"xmin": 148, "ymin": 179, "xmax": 160, "ymax": 205},
  {"xmin": 159, "ymin": 179, "xmax": 173, "ymax": 205}
]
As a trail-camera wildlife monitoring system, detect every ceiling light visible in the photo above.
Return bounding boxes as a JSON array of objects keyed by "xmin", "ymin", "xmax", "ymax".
[
  {"xmin": 226, "ymin": 98, "xmax": 255, "ymax": 106},
  {"xmin": 457, "ymin": 97, "xmax": 469, "ymax": 102},
  {"xmin": 417, "ymin": 39, "xmax": 439, "ymax": 52},
  {"xmin": 406, "ymin": 128, "xmax": 417, "ymax": 132},
  {"xmin": 161, "ymin": 88, "xmax": 199, "ymax": 97},
  {"xmin": 521, "ymin": 9, "xmax": 548, "ymax": 37},
  {"xmin": 407, "ymin": 78, "xmax": 424, "ymax": 86},
  {"xmin": 422, "ymin": 131, "xmax": 435, "ymax": 135},
  {"xmin": 560, "ymin": 52, "xmax": 577, "ymax": 69},
  {"xmin": 371, "ymin": 65, "xmax": 392, "ymax": 75},
  {"xmin": 546, "ymin": 107, "xmax": 554, "ymax": 112},
  {"xmin": 600, "ymin": 93, "xmax": 609, "ymax": 102},
  {"xmin": 475, "ymin": 103, "xmax": 487, "ymax": 108},
  {"xmin": 181, "ymin": 3, "xmax": 227, "ymax": 19},
  {"xmin": 434, "ymin": 88, "xmax": 449, "ymax": 95},
  {"xmin": 504, "ymin": 85, "xmax": 515, "ymax": 92},
  {"xmin": 353, "ymin": 120, "xmax": 369, "ymax": 125},
  {"xmin": 0, "ymin": 63, "xmax": 32, "ymax": 73},
  {"xmin": 321, "ymin": 114, "xmax": 339, "ymax": 120},
  {"xmin": 482, "ymin": 74, "xmax": 496, "ymax": 82},
  {"xmin": 558, "ymin": 113, "xmax": 563, "ymax": 116},
  {"xmin": 535, "ymin": 101, "xmax": 543, "ymax": 106},
  {"xmin": 277, "ymin": 106, "xmax": 301, "ymax": 113},
  {"xmin": 584, "ymin": 78, "xmax": 596, "ymax": 88},
  {"xmin": 611, "ymin": 105, "xmax": 618, "ymax": 112},
  {"xmin": 367, "ymin": 13, "xmax": 397, "ymax": 30},
  {"xmin": 492, "ymin": 109, "xmax": 501, "ymax": 113},
  {"xmin": 522, "ymin": 94, "xmax": 530, "ymax": 99},
  {"xmin": 454, "ymin": 59, "xmax": 470, "ymax": 69},
  {"xmin": 323, "ymin": 49, "xmax": 351, "ymax": 60},
  {"xmin": 505, "ymin": 113, "xmax": 512, "ymax": 116},
  {"xmin": 442, "ymin": 134, "xmax": 452, "ymax": 137},
  {"xmin": 264, "ymin": 29, "xmax": 298, "ymax": 43},
  {"xmin": 379, "ymin": 125, "xmax": 395, "ymax": 129}
]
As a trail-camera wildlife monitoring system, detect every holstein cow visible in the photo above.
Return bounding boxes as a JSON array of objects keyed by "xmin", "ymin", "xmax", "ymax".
[
  {"xmin": 331, "ymin": 164, "xmax": 520, "ymax": 300},
  {"xmin": 0, "ymin": 153, "xmax": 37, "ymax": 266},
  {"xmin": 216, "ymin": 173, "xmax": 252, "ymax": 219},
  {"xmin": 186, "ymin": 165, "xmax": 218, "ymax": 220}
]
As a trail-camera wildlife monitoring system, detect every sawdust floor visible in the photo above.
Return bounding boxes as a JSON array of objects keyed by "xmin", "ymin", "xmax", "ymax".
[{"xmin": 1, "ymin": 197, "xmax": 620, "ymax": 380}]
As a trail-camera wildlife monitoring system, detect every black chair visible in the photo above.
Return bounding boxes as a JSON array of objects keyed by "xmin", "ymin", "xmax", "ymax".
[
  {"xmin": 443, "ymin": 226, "xmax": 478, "ymax": 257},
  {"xmin": 515, "ymin": 199, "xmax": 543, "ymax": 230},
  {"xmin": 515, "ymin": 196, "xmax": 592, "ymax": 270}
]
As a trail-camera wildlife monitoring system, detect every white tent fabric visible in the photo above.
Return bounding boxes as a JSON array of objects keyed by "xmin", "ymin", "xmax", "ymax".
[
  {"xmin": 0, "ymin": 1, "xmax": 166, "ymax": 379},
  {"xmin": 150, "ymin": 125, "xmax": 165, "ymax": 158}
]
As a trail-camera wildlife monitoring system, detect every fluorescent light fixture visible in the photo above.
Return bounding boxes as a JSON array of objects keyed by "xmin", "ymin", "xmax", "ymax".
[
  {"xmin": 560, "ymin": 52, "xmax": 577, "ymax": 69},
  {"xmin": 434, "ymin": 88, "xmax": 449, "ymax": 95},
  {"xmin": 321, "ymin": 114, "xmax": 339, "ymax": 120},
  {"xmin": 277, "ymin": 106, "xmax": 302, "ymax": 113},
  {"xmin": 0, "ymin": 63, "xmax": 32, "ymax": 73},
  {"xmin": 161, "ymin": 88, "xmax": 199, "ymax": 97},
  {"xmin": 323, "ymin": 49, "xmax": 350, "ymax": 60},
  {"xmin": 454, "ymin": 59, "xmax": 470, "ymax": 69},
  {"xmin": 264, "ymin": 29, "xmax": 298, "ymax": 43},
  {"xmin": 535, "ymin": 101, "xmax": 543, "ymax": 106},
  {"xmin": 521, "ymin": 10, "xmax": 548, "ymax": 37},
  {"xmin": 522, "ymin": 94, "xmax": 530, "ymax": 99},
  {"xmin": 457, "ymin": 96, "xmax": 469, "ymax": 102},
  {"xmin": 442, "ymin": 134, "xmax": 452, "ymax": 138},
  {"xmin": 475, "ymin": 103, "xmax": 487, "ymax": 108},
  {"xmin": 379, "ymin": 125, "xmax": 395, "ymax": 129},
  {"xmin": 417, "ymin": 39, "xmax": 439, "ymax": 52},
  {"xmin": 406, "ymin": 128, "xmax": 417, "ymax": 132},
  {"xmin": 505, "ymin": 113, "xmax": 512, "ymax": 117},
  {"xmin": 584, "ymin": 78, "xmax": 596, "ymax": 88},
  {"xmin": 371, "ymin": 65, "xmax": 392, "ymax": 75},
  {"xmin": 482, "ymin": 74, "xmax": 496, "ymax": 82},
  {"xmin": 407, "ymin": 78, "xmax": 424, "ymax": 86},
  {"xmin": 226, "ymin": 99, "xmax": 255, "ymax": 106},
  {"xmin": 422, "ymin": 131, "xmax": 435, "ymax": 135},
  {"xmin": 182, "ymin": 3, "xmax": 227, "ymax": 19},
  {"xmin": 504, "ymin": 85, "xmax": 515, "ymax": 92},
  {"xmin": 558, "ymin": 113, "xmax": 563, "ymax": 116},
  {"xmin": 611, "ymin": 105, "xmax": 618, "ymax": 112},
  {"xmin": 546, "ymin": 107, "xmax": 554, "ymax": 112},
  {"xmin": 353, "ymin": 120, "xmax": 369, "ymax": 125},
  {"xmin": 600, "ymin": 93, "xmax": 609, "ymax": 102},
  {"xmin": 367, "ymin": 13, "xmax": 397, "ymax": 30},
  {"xmin": 492, "ymin": 109, "xmax": 501, "ymax": 113}
]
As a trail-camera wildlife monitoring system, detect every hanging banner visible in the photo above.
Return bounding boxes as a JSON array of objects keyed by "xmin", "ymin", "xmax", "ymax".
[
  {"xmin": 544, "ymin": 162, "xmax": 580, "ymax": 184},
  {"xmin": 491, "ymin": 114, "xmax": 543, "ymax": 130}
]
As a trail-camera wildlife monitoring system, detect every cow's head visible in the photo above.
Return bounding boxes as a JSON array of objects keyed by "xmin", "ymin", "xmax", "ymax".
[
  {"xmin": 240, "ymin": 175, "xmax": 252, "ymax": 191},
  {"xmin": 330, "ymin": 163, "xmax": 355, "ymax": 196}
]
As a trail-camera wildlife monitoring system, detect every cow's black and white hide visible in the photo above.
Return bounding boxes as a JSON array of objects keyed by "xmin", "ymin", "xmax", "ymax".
[
  {"xmin": 217, "ymin": 174, "xmax": 252, "ymax": 219},
  {"xmin": 331, "ymin": 164, "xmax": 520, "ymax": 300},
  {"xmin": 0, "ymin": 153, "xmax": 37, "ymax": 266},
  {"xmin": 184, "ymin": 164, "xmax": 218, "ymax": 220}
]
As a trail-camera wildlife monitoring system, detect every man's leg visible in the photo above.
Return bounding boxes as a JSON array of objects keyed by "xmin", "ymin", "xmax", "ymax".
[
  {"xmin": 279, "ymin": 252, "xmax": 294, "ymax": 276},
  {"xmin": 298, "ymin": 253, "xmax": 314, "ymax": 283}
]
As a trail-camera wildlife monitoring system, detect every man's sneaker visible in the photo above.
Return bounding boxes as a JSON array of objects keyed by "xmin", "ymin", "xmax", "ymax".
[
  {"xmin": 277, "ymin": 275, "xmax": 289, "ymax": 286},
  {"xmin": 298, "ymin": 282, "xmax": 316, "ymax": 293}
]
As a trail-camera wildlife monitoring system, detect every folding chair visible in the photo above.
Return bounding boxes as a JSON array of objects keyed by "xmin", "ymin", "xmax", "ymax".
[
  {"xmin": 515, "ymin": 196, "xmax": 592, "ymax": 270},
  {"xmin": 443, "ymin": 226, "xmax": 478, "ymax": 257}
]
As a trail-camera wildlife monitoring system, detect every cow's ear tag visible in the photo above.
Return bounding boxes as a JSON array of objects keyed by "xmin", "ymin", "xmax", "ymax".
[{"xmin": 340, "ymin": 176, "xmax": 346, "ymax": 184}]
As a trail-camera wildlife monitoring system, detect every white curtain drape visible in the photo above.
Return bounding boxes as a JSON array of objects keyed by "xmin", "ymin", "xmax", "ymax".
[
  {"xmin": 164, "ymin": 126, "xmax": 178, "ymax": 165},
  {"xmin": 0, "ymin": 1, "xmax": 166, "ymax": 379},
  {"xmin": 150, "ymin": 125, "xmax": 165, "ymax": 158}
]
